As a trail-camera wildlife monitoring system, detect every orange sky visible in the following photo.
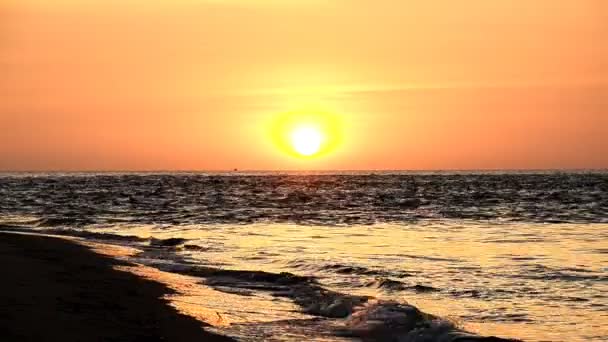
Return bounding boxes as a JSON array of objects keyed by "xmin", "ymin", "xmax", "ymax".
[{"xmin": 1, "ymin": 0, "xmax": 607, "ymax": 171}]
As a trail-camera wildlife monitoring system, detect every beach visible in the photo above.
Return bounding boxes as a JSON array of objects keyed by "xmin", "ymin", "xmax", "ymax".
[
  {"xmin": 0, "ymin": 232, "xmax": 233, "ymax": 342},
  {"xmin": 0, "ymin": 172, "xmax": 606, "ymax": 341},
  {"xmin": 0, "ymin": 230, "xmax": 531, "ymax": 342}
]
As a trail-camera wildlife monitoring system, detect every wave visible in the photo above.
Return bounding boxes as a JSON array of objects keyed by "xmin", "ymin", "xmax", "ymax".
[
  {"xmin": 121, "ymin": 243, "xmax": 519, "ymax": 341},
  {"xmin": 342, "ymin": 301, "xmax": 521, "ymax": 341},
  {"xmin": 0, "ymin": 225, "xmax": 149, "ymax": 243},
  {"xmin": 150, "ymin": 262, "xmax": 517, "ymax": 340},
  {"xmin": 365, "ymin": 278, "xmax": 441, "ymax": 293},
  {"xmin": 508, "ymin": 264, "xmax": 608, "ymax": 282},
  {"xmin": 288, "ymin": 260, "xmax": 415, "ymax": 279},
  {"xmin": 145, "ymin": 261, "xmax": 518, "ymax": 340}
]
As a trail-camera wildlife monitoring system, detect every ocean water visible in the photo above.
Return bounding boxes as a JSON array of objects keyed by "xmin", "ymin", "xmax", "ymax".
[{"xmin": 1, "ymin": 172, "xmax": 607, "ymax": 341}]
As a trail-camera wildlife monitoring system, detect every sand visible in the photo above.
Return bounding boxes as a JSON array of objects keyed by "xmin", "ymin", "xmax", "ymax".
[{"xmin": 0, "ymin": 232, "xmax": 234, "ymax": 342}]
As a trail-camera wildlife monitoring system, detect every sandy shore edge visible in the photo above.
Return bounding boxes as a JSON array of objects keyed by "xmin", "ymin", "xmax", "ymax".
[{"xmin": 0, "ymin": 231, "xmax": 234, "ymax": 342}]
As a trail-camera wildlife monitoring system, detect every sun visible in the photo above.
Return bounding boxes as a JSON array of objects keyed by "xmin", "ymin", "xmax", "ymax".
[
  {"xmin": 290, "ymin": 125, "xmax": 324, "ymax": 156},
  {"xmin": 268, "ymin": 108, "xmax": 343, "ymax": 160}
]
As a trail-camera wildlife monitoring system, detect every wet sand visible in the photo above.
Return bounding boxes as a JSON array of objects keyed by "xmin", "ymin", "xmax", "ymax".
[{"xmin": 0, "ymin": 232, "xmax": 234, "ymax": 342}]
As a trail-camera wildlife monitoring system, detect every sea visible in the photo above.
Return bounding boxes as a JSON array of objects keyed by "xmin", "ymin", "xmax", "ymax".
[{"xmin": 1, "ymin": 171, "xmax": 607, "ymax": 341}]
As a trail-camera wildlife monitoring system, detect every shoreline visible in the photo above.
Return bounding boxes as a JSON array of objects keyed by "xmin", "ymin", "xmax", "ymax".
[
  {"xmin": 0, "ymin": 229, "xmax": 525, "ymax": 341},
  {"xmin": 0, "ymin": 231, "xmax": 234, "ymax": 342}
]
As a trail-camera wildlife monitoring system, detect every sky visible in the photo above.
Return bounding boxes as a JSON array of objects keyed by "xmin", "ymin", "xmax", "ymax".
[{"xmin": 1, "ymin": 0, "xmax": 607, "ymax": 171}]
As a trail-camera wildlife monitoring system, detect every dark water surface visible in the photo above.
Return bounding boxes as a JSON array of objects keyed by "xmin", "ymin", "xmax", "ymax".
[{"xmin": 1, "ymin": 171, "xmax": 607, "ymax": 226}]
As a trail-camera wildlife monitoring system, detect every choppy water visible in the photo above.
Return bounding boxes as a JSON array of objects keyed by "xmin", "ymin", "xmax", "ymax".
[{"xmin": 1, "ymin": 172, "xmax": 607, "ymax": 341}]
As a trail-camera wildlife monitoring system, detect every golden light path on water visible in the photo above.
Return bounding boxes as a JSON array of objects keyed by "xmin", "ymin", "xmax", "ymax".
[{"xmin": 82, "ymin": 222, "xmax": 608, "ymax": 342}]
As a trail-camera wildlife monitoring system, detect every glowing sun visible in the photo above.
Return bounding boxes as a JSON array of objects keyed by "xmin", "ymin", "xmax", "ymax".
[
  {"xmin": 290, "ymin": 125, "xmax": 324, "ymax": 156},
  {"xmin": 268, "ymin": 108, "xmax": 343, "ymax": 160}
]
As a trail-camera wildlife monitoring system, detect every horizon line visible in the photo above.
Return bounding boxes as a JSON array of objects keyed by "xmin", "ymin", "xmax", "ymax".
[{"xmin": 1, "ymin": 168, "xmax": 606, "ymax": 174}]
